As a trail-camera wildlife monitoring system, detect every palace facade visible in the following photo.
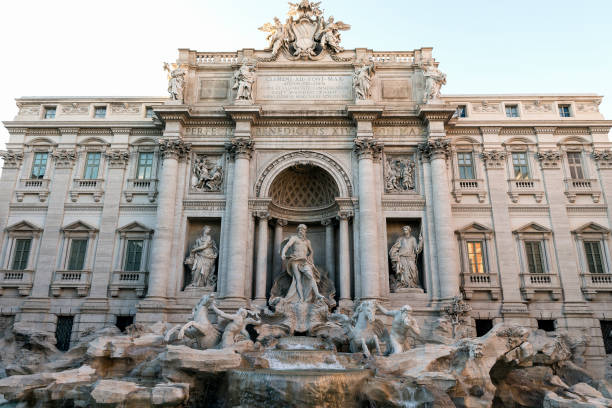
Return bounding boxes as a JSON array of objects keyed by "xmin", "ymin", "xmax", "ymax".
[{"xmin": 1, "ymin": 2, "xmax": 612, "ymax": 377}]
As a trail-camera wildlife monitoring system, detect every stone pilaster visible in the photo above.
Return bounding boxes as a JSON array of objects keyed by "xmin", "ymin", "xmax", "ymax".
[
  {"xmin": 0, "ymin": 147, "xmax": 24, "ymax": 255},
  {"xmin": 272, "ymin": 218, "xmax": 288, "ymax": 280},
  {"xmin": 322, "ymin": 218, "xmax": 335, "ymax": 284},
  {"xmin": 254, "ymin": 211, "xmax": 271, "ymax": 304},
  {"xmin": 419, "ymin": 153, "xmax": 439, "ymax": 300},
  {"xmin": 336, "ymin": 210, "xmax": 353, "ymax": 307}
]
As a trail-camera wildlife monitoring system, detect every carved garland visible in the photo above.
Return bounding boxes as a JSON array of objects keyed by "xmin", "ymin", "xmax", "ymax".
[
  {"xmin": 158, "ymin": 139, "xmax": 191, "ymax": 160},
  {"xmin": 592, "ymin": 150, "xmax": 612, "ymax": 169}
]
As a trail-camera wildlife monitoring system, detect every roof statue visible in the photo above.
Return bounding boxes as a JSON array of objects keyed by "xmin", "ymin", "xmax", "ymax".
[{"xmin": 259, "ymin": 0, "xmax": 350, "ymax": 60}]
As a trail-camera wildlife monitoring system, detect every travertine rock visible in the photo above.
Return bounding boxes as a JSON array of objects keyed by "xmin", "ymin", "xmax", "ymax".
[
  {"xmin": 151, "ymin": 383, "xmax": 189, "ymax": 407},
  {"xmin": 90, "ymin": 379, "xmax": 148, "ymax": 405},
  {"xmin": 161, "ymin": 345, "xmax": 242, "ymax": 373}
]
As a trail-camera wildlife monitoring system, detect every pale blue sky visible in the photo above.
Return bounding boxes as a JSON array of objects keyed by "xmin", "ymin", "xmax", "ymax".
[{"xmin": 1, "ymin": 0, "xmax": 611, "ymax": 146}]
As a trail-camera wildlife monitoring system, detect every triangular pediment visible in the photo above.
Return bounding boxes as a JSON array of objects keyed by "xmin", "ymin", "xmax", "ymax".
[
  {"xmin": 6, "ymin": 220, "xmax": 43, "ymax": 233},
  {"xmin": 62, "ymin": 220, "xmax": 98, "ymax": 232},
  {"xmin": 117, "ymin": 221, "xmax": 153, "ymax": 234},
  {"xmin": 572, "ymin": 222, "xmax": 610, "ymax": 235},
  {"xmin": 513, "ymin": 222, "xmax": 551, "ymax": 234},
  {"xmin": 457, "ymin": 222, "xmax": 492, "ymax": 234}
]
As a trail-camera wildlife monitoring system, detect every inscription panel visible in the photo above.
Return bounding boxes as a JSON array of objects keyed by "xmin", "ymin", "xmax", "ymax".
[
  {"xmin": 253, "ymin": 127, "xmax": 355, "ymax": 137},
  {"xmin": 200, "ymin": 79, "xmax": 229, "ymax": 100},
  {"xmin": 257, "ymin": 75, "xmax": 353, "ymax": 100},
  {"xmin": 185, "ymin": 127, "xmax": 233, "ymax": 137},
  {"xmin": 382, "ymin": 80, "xmax": 412, "ymax": 99}
]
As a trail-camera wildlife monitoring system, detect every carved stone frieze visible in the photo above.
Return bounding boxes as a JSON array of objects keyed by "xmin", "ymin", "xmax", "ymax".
[
  {"xmin": 384, "ymin": 155, "xmax": 416, "ymax": 193},
  {"xmin": 354, "ymin": 138, "xmax": 383, "ymax": 160},
  {"xmin": 159, "ymin": 139, "xmax": 191, "ymax": 160},
  {"xmin": 191, "ymin": 155, "xmax": 224, "ymax": 192},
  {"xmin": 225, "ymin": 138, "xmax": 254, "ymax": 160},
  {"xmin": 523, "ymin": 101, "xmax": 553, "ymax": 113},
  {"xmin": 472, "ymin": 101, "xmax": 500, "ymax": 113},
  {"xmin": 110, "ymin": 103, "xmax": 141, "ymax": 114},
  {"xmin": 51, "ymin": 149, "xmax": 77, "ymax": 169},
  {"xmin": 536, "ymin": 150, "xmax": 561, "ymax": 169},
  {"xmin": 480, "ymin": 150, "xmax": 507, "ymax": 169},
  {"xmin": 576, "ymin": 102, "xmax": 599, "ymax": 113},
  {"xmin": 18, "ymin": 105, "xmax": 40, "ymax": 116},
  {"xmin": 418, "ymin": 138, "xmax": 450, "ymax": 160},
  {"xmin": 61, "ymin": 103, "xmax": 89, "ymax": 115},
  {"xmin": 105, "ymin": 150, "xmax": 130, "ymax": 168},
  {"xmin": 0, "ymin": 150, "xmax": 24, "ymax": 169},
  {"xmin": 592, "ymin": 150, "xmax": 612, "ymax": 169}
]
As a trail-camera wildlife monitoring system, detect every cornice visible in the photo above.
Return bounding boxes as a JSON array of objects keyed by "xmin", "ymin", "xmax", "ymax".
[
  {"xmin": 417, "ymin": 105, "xmax": 456, "ymax": 123},
  {"xmin": 223, "ymin": 105, "xmax": 262, "ymax": 122},
  {"xmin": 373, "ymin": 118, "xmax": 422, "ymax": 127}
]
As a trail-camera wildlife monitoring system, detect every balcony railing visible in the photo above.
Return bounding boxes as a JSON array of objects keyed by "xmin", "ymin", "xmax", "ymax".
[
  {"xmin": 51, "ymin": 270, "xmax": 91, "ymax": 297},
  {"xmin": 507, "ymin": 178, "xmax": 544, "ymax": 203},
  {"xmin": 69, "ymin": 179, "xmax": 104, "ymax": 202},
  {"xmin": 370, "ymin": 52, "xmax": 415, "ymax": 64},
  {"xmin": 461, "ymin": 272, "xmax": 500, "ymax": 300},
  {"xmin": 520, "ymin": 273, "xmax": 562, "ymax": 300},
  {"xmin": 195, "ymin": 52, "xmax": 239, "ymax": 65},
  {"xmin": 15, "ymin": 179, "xmax": 50, "ymax": 202},
  {"xmin": 564, "ymin": 179, "xmax": 601, "ymax": 203},
  {"xmin": 0, "ymin": 269, "xmax": 34, "ymax": 296},
  {"xmin": 580, "ymin": 273, "xmax": 612, "ymax": 300},
  {"xmin": 109, "ymin": 270, "xmax": 148, "ymax": 297},
  {"xmin": 125, "ymin": 179, "xmax": 158, "ymax": 203},
  {"xmin": 452, "ymin": 179, "xmax": 486, "ymax": 203}
]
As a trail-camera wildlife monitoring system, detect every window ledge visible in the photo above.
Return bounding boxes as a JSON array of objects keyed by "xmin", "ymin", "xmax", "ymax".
[
  {"xmin": 460, "ymin": 272, "xmax": 500, "ymax": 300},
  {"xmin": 580, "ymin": 273, "xmax": 612, "ymax": 300},
  {"xmin": 51, "ymin": 270, "xmax": 91, "ymax": 296},
  {"xmin": 452, "ymin": 179, "xmax": 487, "ymax": 203},
  {"xmin": 519, "ymin": 273, "xmax": 562, "ymax": 301},
  {"xmin": 0, "ymin": 269, "xmax": 34, "ymax": 296},
  {"xmin": 109, "ymin": 270, "xmax": 148, "ymax": 297}
]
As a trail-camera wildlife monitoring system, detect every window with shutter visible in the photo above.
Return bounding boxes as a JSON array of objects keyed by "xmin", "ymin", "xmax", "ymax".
[
  {"xmin": 67, "ymin": 239, "xmax": 88, "ymax": 270},
  {"xmin": 11, "ymin": 238, "xmax": 32, "ymax": 270}
]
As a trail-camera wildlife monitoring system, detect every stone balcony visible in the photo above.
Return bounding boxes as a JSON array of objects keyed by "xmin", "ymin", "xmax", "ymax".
[
  {"xmin": 520, "ymin": 273, "xmax": 562, "ymax": 301},
  {"xmin": 460, "ymin": 272, "xmax": 501, "ymax": 300},
  {"xmin": 15, "ymin": 178, "xmax": 50, "ymax": 202},
  {"xmin": 0, "ymin": 269, "xmax": 34, "ymax": 296},
  {"xmin": 507, "ymin": 179, "xmax": 544, "ymax": 203},
  {"xmin": 564, "ymin": 179, "xmax": 601, "ymax": 203},
  {"xmin": 124, "ymin": 179, "xmax": 158, "ymax": 203},
  {"xmin": 51, "ymin": 270, "xmax": 91, "ymax": 297},
  {"xmin": 69, "ymin": 179, "xmax": 105, "ymax": 202},
  {"xmin": 451, "ymin": 179, "xmax": 487, "ymax": 203},
  {"xmin": 580, "ymin": 273, "xmax": 612, "ymax": 300},
  {"xmin": 109, "ymin": 271, "xmax": 148, "ymax": 297}
]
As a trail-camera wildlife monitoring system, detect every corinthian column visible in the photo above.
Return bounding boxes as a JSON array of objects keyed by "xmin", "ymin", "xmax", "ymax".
[
  {"xmin": 354, "ymin": 138, "xmax": 383, "ymax": 300},
  {"xmin": 322, "ymin": 218, "xmax": 335, "ymax": 282},
  {"xmin": 337, "ymin": 210, "xmax": 353, "ymax": 305},
  {"xmin": 272, "ymin": 218, "xmax": 288, "ymax": 279},
  {"xmin": 146, "ymin": 139, "xmax": 191, "ymax": 300},
  {"xmin": 223, "ymin": 138, "xmax": 254, "ymax": 301},
  {"xmin": 254, "ymin": 211, "xmax": 270, "ymax": 303}
]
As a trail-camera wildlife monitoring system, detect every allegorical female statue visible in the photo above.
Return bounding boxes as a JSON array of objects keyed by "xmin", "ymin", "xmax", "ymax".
[
  {"xmin": 163, "ymin": 62, "xmax": 187, "ymax": 102},
  {"xmin": 232, "ymin": 59, "xmax": 256, "ymax": 102},
  {"xmin": 389, "ymin": 226, "xmax": 423, "ymax": 290},
  {"xmin": 185, "ymin": 226, "xmax": 218, "ymax": 289},
  {"xmin": 353, "ymin": 63, "xmax": 376, "ymax": 100}
]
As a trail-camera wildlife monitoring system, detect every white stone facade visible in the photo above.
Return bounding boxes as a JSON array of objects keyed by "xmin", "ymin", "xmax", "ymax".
[{"xmin": 1, "ymin": 27, "xmax": 612, "ymax": 376}]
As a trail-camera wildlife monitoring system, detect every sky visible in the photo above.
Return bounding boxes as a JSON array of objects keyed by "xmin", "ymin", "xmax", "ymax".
[{"xmin": 1, "ymin": 0, "xmax": 611, "ymax": 147}]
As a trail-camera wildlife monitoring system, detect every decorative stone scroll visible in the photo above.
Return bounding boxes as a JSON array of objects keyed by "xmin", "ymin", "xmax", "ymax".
[
  {"xmin": 105, "ymin": 150, "xmax": 130, "ymax": 168},
  {"xmin": 0, "ymin": 150, "xmax": 24, "ymax": 169},
  {"xmin": 51, "ymin": 149, "xmax": 77, "ymax": 168},
  {"xmin": 592, "ymin": 150, "xmax": 612, "ymax": 169},
  {"xmin": 159, "ymin": 139, "xmax": 191, "ymax": 160},
  {"xmin": 354, "ymin": 138, "xmax": 383, "ymax": 159},
  {"xmin": 191, "ymin": 155, "xmax": 224, "ymax": 192},
  {"xmin": 418, "ymin": 138, "xmax": 450, "ymax": 160},
  {"xmin": 384, "ymin": 156, "xmax": 416, "ymax": 193},
  {"xmin": 225, "ymin": 138, "xmax": 254, "ymax": 160},
  {"xmin": 480, "ymin": 150, "xmax": 507, "ymax": 169},
  {"xmin": 536, "ymin": 150, "xmax": 561, "ymax": 169}
]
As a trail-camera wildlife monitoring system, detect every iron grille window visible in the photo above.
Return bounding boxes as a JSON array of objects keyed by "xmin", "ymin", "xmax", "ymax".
[
  {"xmin": 55, "ymin": 316, "xmax": 74, "ymax": 352},
  {"xmin": 467, "ymin": 241, "xmax": 485, "ymax": 274},
  {"xmin": 600, "ymin": 320, "xmax": 612, "ymax": 354},
  {"xmin": 116, "ymin": 315, "xmax": 134, "ymax": 333},
  {"xmin": 67, "ymin": 239, "xmax": 88, "ymax": 270},
  {"xmin": 538, "ymin": 319, "xmax": 556, "ymax": 332},
  {"xmin": 512, "ymin": 152, "xmax": 530, "ymax": 179},
  {"xmin": 567, "ymin": 152, "xmax": 585, "ymax": 179},
  {"xmin": 475, "ymin": 319, "xmax": 493, "ymax": 337},
  {"xmin": 525, "ymin": 241, "xmax": 545, "ymax": 274},
  {"xmin": 457, "ymin": 152, "xmax": 475, "ymax": 180},
  {"xmin": 584, "ymin": 241, "xmax": 605, "ymax": 274},
  {"xmin": 11, "ymin": 238, "xmax": 31, "ymax": 270},
  {"xmin": 136, "ymin": 152, "xmax": 154, "ymax": 179},
  {"xmin": 505, "ymin": 105, "xmax": 519, "ymax": 117},
  {"xmin": 83, "ymin": 152, "xmax": 101, "ymax": 179},
  {"xmin": 94, "ymin": 106, "xmax": 106, "ymax": 118},
  {"xmin": 124, "ymin": 240, "xmax": 143, "ymax": 271},
  {"xmin": 31, "ymin": 152, "xmax": 48, "ymax": 179},
  {"xmin": 559, "ymin": 105, "xmax": 571, "ymax": 118},
  {"xmin": 44, "ymin": 107, "xmax": 56, "ymax": 119}
]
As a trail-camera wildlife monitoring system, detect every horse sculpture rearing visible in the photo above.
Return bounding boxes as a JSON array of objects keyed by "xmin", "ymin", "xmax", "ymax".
[{"xmin": 348, "ymin": 300, "xmax": 385, "ymax": 358}]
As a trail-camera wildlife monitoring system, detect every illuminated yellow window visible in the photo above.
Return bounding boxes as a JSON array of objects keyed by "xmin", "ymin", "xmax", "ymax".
[{"xmin": 467, "ymin": 241, "xmax": 485, "ymax": 274}]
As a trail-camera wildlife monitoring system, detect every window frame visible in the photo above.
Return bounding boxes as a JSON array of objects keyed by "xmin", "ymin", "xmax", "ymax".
[
  {"xmin": 30, "ymin": 151, "xmax": 49, "ymax": 179},
  {"xmin": 504, "ymin": 104, "xmax": 520, "ymax": 118},
  {"xmin": 514, "ymin": 223, "xmax": 557, "ymax": 277},
  {"xmin": 573, "ymin": 223, "xmax": 611, "ymax": 276},
  {"xmin": 558, "ymin": 104, "xmax": 572, "ymax": 118},
  {"xmin": 511, "ymin": 151, "xmax": 531, "ymax": 180},
  {"xmin": 93, "ymin": 105, "xmax": 107, "ymax": 119},
  {"xmin": 43, "ymin": 106, "xmax": 57, "ymax": 119},
  {"xmin": 456, "ymin": 151, "xmax": 476, "ymax": 180},
  {"xmin": 59, "ymin": 221, "xmax": 98, "ymax": 272},
  {"xmin": 1, "ymin": 221, "xmax": 43, "ymax": 272},
  {"xmin": 135, "ymin": 151, "xmax": 155, "ymax": 180},
  {"xmin": 115, "ymin": 222, "xmax": 153, "ymax": 273},
  {"xmin": 456, "ymin": 223, "xmax": 496, "ymax": 276},
  {"xmin": 524, "ymin": 240, "xmax": 546, "ymax": 274}
]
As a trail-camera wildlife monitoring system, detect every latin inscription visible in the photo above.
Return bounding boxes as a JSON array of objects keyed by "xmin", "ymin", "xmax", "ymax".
[
  {"xmin": 257, "ymin": 75, "xmax": 353, "ymax": 100},
  {"xmin": 253, "ymin": 127, "xmax": 355, "ymax": 137},
  {"xmin": 373, "ymin": 126, "xmax": 424, "ymax": 137},
  {"xmin": 186, "ymin": 127, "xmax": 233, "ymax": 136}
]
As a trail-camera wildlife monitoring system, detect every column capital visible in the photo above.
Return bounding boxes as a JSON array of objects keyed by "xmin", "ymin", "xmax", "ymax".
[
  {"xmin": 0, "ymin": 150, "xmax": 24, "ymax": 169},
  {"xmin": 354, "ymin": 137, "xmax": 383, "ymax": 160},
  {"xmin": 158, "ymin": 138, "xmax": 191, "ymax": 161},
  {"xmin": 418, "ymin": 138, "xmax": 450, "ymax": 161},
  {"xmin": 321, "ymin": 218, "xmax": 335, "ymax": 227},
  {"xmin": 254, "ymin": 210, "xmax": 271, "ymax": 220},
  {"xmin": 275, "ymin": 218, "xmax": 288, "ymax": 227},
  {"xmin": 592, "ymin": 150, "xmax": 612, "ymax": 169},
  {"xmin": 480, "ymin": 150, "xmax": 507, "ymax": 169},
  {"xmin": 105, "ymin": 149, "xmax": 130, "ymax": 169},
  {"xmin": 336, "ymin": 210, "xmax": 354, "ymax": 221},
  {"xmin": 225, "ymin": 137, "xmax": 254, "ymax": 160},
  {"xmin": 51, "ymin": 149, "xmax": 77, "ymax": 169},
  {"xmin": 536, "ymin": 150, "xmax": 562, "ymax": 170}
]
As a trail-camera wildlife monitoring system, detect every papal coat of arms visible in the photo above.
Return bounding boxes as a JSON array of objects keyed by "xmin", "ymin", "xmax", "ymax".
[{"xmin": 259, "ymin": 0, "xmax": 351, "ymax": 60}]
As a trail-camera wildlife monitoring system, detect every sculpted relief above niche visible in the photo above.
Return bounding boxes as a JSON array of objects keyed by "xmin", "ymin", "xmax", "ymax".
[
  {"xmin": 191, "ymin": 154, "xmax": 224, "ymax": 193},
  {"xmin": 384, "ymin": 155, "xmax": 417, "ymax": 194}
]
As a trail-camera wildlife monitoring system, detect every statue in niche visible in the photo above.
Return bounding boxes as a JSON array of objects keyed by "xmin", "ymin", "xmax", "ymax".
[
  {"xmin": 376, "ymin": 303, "xmax": 421, "ymax": 354},
  {"xmin": 163, "ymin": 62, "xmax": 187, "ymax": 102},
  {"xmin": 232, "ymin": 59, "xmax": 256, "ymax": 102},
  {"xmin": 353, "ymin": 63, "xmax": 376, "ymax": 100},
  {"xmin": 192, "ymin": 156, "xmax": 223, "ymax": 192},
  {"xmin": 184, "ymin": 226, "xmax": 218, "ymax": 289},
  {"xmin": 269, "ymin": 224, "xmax": 336, "ymax": 306},
  {"xmin": 210, "ymin": 300, "xmax": 261, "ymax": 348},
  {"xmin": 385, "ymin": 157, "xmax": 416, "ymax": 193},
  {"xmin": 389, "ymin": 226, "xmax": 423, "ymax": 290},
  {"xmin": 422, "ymin": 61, "xmax": 446, "ymax": 103}
]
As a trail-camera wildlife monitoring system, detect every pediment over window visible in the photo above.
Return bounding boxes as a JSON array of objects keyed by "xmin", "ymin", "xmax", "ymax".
[
  {"xmin": 6, "ymin": 220, "xmax": 43, "ymax": 233},
  {"xmin": 513, "ymin": 222, "xmax": 551, "ymax": 234},
  {"xmin": 117, "ymin": 222, "xmax": 153, "ymax": 234},
  {"xmin": 572, "ymin": 222, "xmax": 610, "ymax": 235},
  {"xmin": 456, "ymin": 222, "xmax": 492, "ymax": 234},
  {"xmin": 62, "ymin": 220, "xmax": 98, "ymax": 232}
]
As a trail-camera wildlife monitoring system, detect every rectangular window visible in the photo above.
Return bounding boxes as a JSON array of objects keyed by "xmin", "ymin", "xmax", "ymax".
[
  {"xmin": 67, "ymin": 239, "xmax": 88, "ymax": 270},
  {"xmin": 44, "ymin": 107, "xmax": 56, "ymax": 119},
  {"xmin": 457, "ymin": 152, "xmax": 475, "ymax": 180},
  {"xmin": 537, "ymin": 319, "xmax": 556, "ymax": 332},
  {"xmin": 457, "ymin": 105, "xmax": 467, "ymax": 118},
  {"xmin": 83, "ymin": 152, "xmax": 101, "ymax": 179},
  {"xmin": 94, "ymin": 106, "xmax": 106, "ymax": 118},
  {"xmin": 512, "ymin": 152, "xmax": 530, "ymax": 179},
  {"xmin": 136, "ymin": 152, "xmax": 154, "ymax": 179},
  {"xmin": 11, "ymin": 238, "xmax": 32, "ymax": 270},
  {"xmin": 584, "ymin": 241, "xmax": 605, "ymax": 274},
  {"xmin": 505, "ymin": 105, "xmax": 519, "ymax": 117},
  {"xmin": 567, "ymin": 152, "xmax": 584, "ymax": 179},
  {"xmin": 475, "ymin": 319, "xmax": 493, "ymax": 337},
  {"xmin": 467, "ymin": 241, "xmax": 485, "ymax": 274},
  {"xmin": 525, "ymin": 241, "xmax": 545, "ymax": 274},
  {"xmin": 145, "ymin": 107, "xmax": 154, "ymax": 118},
  {"xmin": 30, "ymin": 152, "xmax": 48, "ymax": 179},
  {"xmin": 559, "ymin": 105, "xmax": 571, "ymax": 118},
  {"xmin": 124, "ymin": 240, "xmax": 143, "ymax": 271},
  {"xmin": 55, "ymin": 316, "xmax": 74, "ymax": 352}
]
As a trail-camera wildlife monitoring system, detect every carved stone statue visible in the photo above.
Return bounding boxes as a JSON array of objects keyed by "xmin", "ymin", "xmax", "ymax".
[
  {"xmin": 353, "ymin": 64, "xmax": 376, "ymax": 101},
  {"xmin": 389, "ymin": 226, "xmax": 423, "ymax": 290},
  {"xmin": 385, "ymin": 157, "xmax": 416, "ymax": 193},
  {"xmin": 165, "ymin": 294, "xmax": 220, "ymax": 349},
  {"xmin": 259, "ymin": 17, "xmax": 287, "ymax": 57},
  {"xmin": 376, "ymin": 304, "xmax": 421, "ymax": 354},
  {"xmin": 184, "ymin": 226, "xmax": 218, "ymax": 289},
  {"xmin": 422, "ymin": 61, "xmax": 446, "ymax": 103},
  {"xmin": 163, "ymin": 62, "xmax": 187, "ymax": 102},
  {"xmin": 232, "ymin": 60, "xmax": 256, "ymax": 102},
  {"xmin": 348, "ymin": 301, "xmax": 385, "ymax": 358},
  {"xmin": 318, "ymin": 16, "xmax": 350, "ymax": 54},
  {"xmin": 210, "ymin": 301, "xmax": 261, "ymax": 348},
  {"xmin": 192, "ymin": 156, "xmax": 223, "ymax": 192}
]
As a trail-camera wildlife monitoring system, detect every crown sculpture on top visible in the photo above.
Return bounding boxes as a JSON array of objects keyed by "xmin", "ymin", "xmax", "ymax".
[{"xmin": 259, "ymin": 0, "xmax": 351, "ymax": 60}]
